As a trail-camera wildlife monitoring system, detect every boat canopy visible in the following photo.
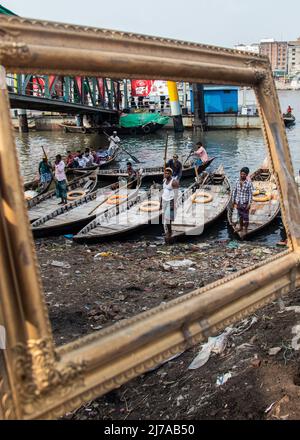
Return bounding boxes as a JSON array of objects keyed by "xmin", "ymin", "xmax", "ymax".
[{"xmin": 119, "ymin": 113, "xmax": 169, "ymax": 128}]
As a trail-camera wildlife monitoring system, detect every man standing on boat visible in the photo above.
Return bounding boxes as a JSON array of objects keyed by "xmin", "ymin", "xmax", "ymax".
[
  {"xmin": 232, "ymin": 167, "xmax": 253, "ymax": 235},
  {"xmin": 38, "ymin": 156, "xmax": 52, "ymax": 190},
  {"xmin": 54, "ymin": 154, "xmax": 68, "ymax": 205},
  {"xmin": 126, "ymin": 162, "xmax": 138, "ymax": 189},
  {"xmin": 161, "ymin": 167, "xmax": 179, "ymax": 241},
  {"xmin": 107, "ymin": 131, "xmax": 121, "ymax": 158},
  {"xmin": 166, "ymin": 154, "xmax": 183, "ymax": 181}
]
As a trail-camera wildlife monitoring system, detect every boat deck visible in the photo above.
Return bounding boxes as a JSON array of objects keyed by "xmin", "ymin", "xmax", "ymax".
[
  {"xmin": 79, "ymin": 191, "xmax": 161, "ymax": 238},
  {"xmin": 172, "ymin": 184, "xmax": 230, "ymax": 236},
  {"xmin": 34, "ymin": 189, "xmax": 137, "ymax": 229}
]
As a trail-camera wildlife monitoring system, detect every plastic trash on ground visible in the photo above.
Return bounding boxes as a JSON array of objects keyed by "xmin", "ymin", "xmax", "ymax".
[
  {"xmin": 188, "ymin": 327, "xmax": 233, "ymax": 370},
  {"xmin": 51, "ymin": 260, "xmax": 71, "ymax": 269},
  {"xmin": 227, "ymin": 241, "xmax": 239, "ymax": 249},
  {"xmin": 64, "ymin": 234, "xmax": 74, "ymax": 240},
  {"xmin": 164, "ymin": 259, "xmax": 194, "ymax": 269},
  {"xmin": 216, "ymin": 372, "xmax": 232, "ymax": 386}
]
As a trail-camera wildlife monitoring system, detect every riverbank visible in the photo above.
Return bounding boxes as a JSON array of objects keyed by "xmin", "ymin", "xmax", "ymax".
[{"xmin": 35, "ymin": 236, "xmax": 300, "ymax": 419}]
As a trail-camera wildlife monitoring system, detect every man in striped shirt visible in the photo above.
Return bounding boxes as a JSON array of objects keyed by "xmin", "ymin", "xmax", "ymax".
[{"xmin": 232, "ymin": 167, "xmax": 253, "ymax": 234}]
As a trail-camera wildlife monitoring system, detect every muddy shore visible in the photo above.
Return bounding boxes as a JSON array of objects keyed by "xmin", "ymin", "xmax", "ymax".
[{"xmin": 36, "ymin": 237, "xmax": 300, "ymax": 420}]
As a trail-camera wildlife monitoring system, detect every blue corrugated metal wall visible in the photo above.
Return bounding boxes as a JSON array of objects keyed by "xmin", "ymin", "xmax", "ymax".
[{"xmin": 204, "ymin": 89, "xmax": 238, "ymax": 113}]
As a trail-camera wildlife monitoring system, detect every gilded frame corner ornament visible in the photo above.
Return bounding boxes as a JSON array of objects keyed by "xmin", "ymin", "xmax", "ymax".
[{"xmin": 1, "ymin": 15, "xmax": 300, "ymax": 420}]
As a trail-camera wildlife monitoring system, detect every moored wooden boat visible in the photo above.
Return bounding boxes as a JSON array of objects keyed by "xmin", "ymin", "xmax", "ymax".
[
  {"xmin": 168, "ymin": 165, "xmax": 231, "ymax": 243},
  {"xmin": 227, "ymin": 168, "xmax": 280, "ymax": 239},
  {"xmin": 59, "ymin": 123, "xmax": 101, "ymax": 134},
  {"xmin": 97, "ymin": 157, "xmax": 215, "ymax": 182},
  {"xmin": 31, "ymin": 174, "xmax": 142, "ymax": 237},
  {"xmin": 27, "ymin": 170, "xmax": 98, "ymax": 223},
  {"xmin": 74, "ymin": 186, "xmax": 162, "ymax": 243},
  {"xmin": 24, "ymin": 174, "xmax": 54, "ymax": 201},
  {"xmin": 283, "ymin": 114, "xmax": 296, "ymax": 127}
]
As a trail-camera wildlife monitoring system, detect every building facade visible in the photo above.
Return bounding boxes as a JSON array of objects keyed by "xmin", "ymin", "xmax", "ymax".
[
  {"xmin": 288, "ymin": 39, "xmax": 300, "ymax": 76},
  {"xmin": 259, "ymin": 40, "xmax": 288, "ymax": 74}
]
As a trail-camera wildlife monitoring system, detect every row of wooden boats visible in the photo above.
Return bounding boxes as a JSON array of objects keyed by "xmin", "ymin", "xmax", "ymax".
[{"xmin": 27, "ymin": 165, "xmax": 281, "ymax": 243}]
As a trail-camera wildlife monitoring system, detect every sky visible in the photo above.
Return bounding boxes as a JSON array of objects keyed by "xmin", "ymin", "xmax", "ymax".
[{"xmin": 1, "ymin": 0, "xmax": 300, "ymax": 48}]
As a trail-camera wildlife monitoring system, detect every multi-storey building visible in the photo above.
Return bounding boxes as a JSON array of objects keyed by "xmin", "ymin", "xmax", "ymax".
[
  {"xmin": 259, "ymin": 39, "xmax": 288, "ymax": 74},
  {"xmin": 288, "ymin": 39, "xmax": 300, "ymax": 76}
]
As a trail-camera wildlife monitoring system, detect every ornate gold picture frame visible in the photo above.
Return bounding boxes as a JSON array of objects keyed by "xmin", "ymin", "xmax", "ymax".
[{"xmin": 1, "ymin": 15, "xmax": 300, "ymax": 420}]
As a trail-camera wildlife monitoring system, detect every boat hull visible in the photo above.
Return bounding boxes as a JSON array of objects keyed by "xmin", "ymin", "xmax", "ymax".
[
  {"xmin": 227, "ymin": 168, "xmax": 280, "ymax": 239},
  {"xmin": 97, "ymin": 157, "xmax": 215, "ymax": 182}
]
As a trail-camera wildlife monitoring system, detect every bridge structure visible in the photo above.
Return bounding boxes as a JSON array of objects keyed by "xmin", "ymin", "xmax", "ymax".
[{"xmin": 7, "ymin": 74, "xmax": 121, "ymax": 123}]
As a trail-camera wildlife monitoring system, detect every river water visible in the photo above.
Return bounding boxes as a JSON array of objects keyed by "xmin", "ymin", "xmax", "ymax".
[{"xmin": 15, "ymin": 90, "xmax": 300, "ymax": 244}]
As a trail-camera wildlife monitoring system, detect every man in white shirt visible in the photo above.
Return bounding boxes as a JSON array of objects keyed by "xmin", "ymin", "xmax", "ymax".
[
  {"xmin": 161, "ymin": 167, "xmax": 179, "ymax": 241},
  {"xmin": 84, "ymin": 148, "xmax": 95, "ymax": 167},
  {"xmin": 54, "ymin": 154, "xmax": 67, "ymax": 205},
  {"xmin": 107, "ymin": 131, "xmax": 121, "ymax": 157},
  {"xmin": 74, "ymin": 153, "xmax": 89, "ymax": 168}
]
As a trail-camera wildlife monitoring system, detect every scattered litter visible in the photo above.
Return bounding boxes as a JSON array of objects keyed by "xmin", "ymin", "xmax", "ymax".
[
  {"xmin": 164, "ymin": 259, "xmax": 194, "ymax": 269},
  {"xmin": 236, "ymin": 343, "xmax": 254, "ymax": 352},
  {"xmin": 176, "ymin": 395, "xmax": 184, "ymax": 406},
  {"xmin": 250, "ymin": 355, "xmax": 261, "ymax": 368},
  {"xmin": 194, "ymin": 243, "xmax": 210, "ymax": 250},
  {"xmin": 233, "ymin": 317, "xmax": 258, "ymax": 336},
  {"xmin": 92, "ymin": 325, "xmax": 103, "ymax": 331},
  {"xmin": 268, "ymin": 347, "xmax": 282, "ymax": 356},
  {"xmin": 64, "ymin": 234, "xmax": 74, "ymax": 240},
  {"xmin": 216, "ymin": 372, "xmax": 232, "ymax": 386},
  {"xmin": 94, "ymin": 251, "xmax": 113, "ymax": 260},
  {"xmin": 265, "ymin": 395, "xmax": 290, "ymax": 418},
  {"xmin": 188, "ymin": 267, "xmax": 196, "ymax": 272},
  {"xmin": 291, "ymin": 324, "xmax": 300, "ymax": 351},
  {"xmin": 188, "ymin": 327, "xmax": 233, "ymax": 370},
  {"xmin": 286, "ymin": 306, "xmax": 300, "ymax": 314},
  {"xmin": 265, "ymin": 401, "xmax": 277, "ymax": 414},
  {"xmin": 227, "ymin": 241, "xmax": 239, "ymax": 249},
  {"xmin": 51, "ymin": 260, "xmax": 71, "ymax": 269}
]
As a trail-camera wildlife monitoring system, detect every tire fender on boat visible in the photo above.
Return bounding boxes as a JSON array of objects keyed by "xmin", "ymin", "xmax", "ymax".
[
  {"xmin": 191, "ymin": 192, "xmax": 213, "ymax": 204},
  {"xmin": 139, "ymin": 200, "xmax": 160, "ymax": 212},
  {"xmin": 67, "ymin": 190, "xmax": 86, "ymax": 201},
  {"xmin": 106, "ymin": 194, "xmax": 128, "ymax": 205},
  {"xmin": 253, "ymin": 193, "xmax": 272, "ymax": 202},
  {"xmin": 142, "ymin": 125, "xmax": 151, "ymax": 134}
]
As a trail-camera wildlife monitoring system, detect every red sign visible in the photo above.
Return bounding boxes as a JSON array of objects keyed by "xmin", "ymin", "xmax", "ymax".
[{"xmin": 131, "ymin": 80, "xmax": 154, "ymax": 97}]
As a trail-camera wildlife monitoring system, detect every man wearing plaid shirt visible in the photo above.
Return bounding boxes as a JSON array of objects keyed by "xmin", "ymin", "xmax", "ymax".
[{"xmin": 232, "ymin": 167, "xmax": 253, "ymax": 234}]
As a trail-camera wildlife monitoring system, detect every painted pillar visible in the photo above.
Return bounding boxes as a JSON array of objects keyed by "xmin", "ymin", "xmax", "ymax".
[
  {"xmin": 192, "ymin": 83, "xmax": 205, "ymax": 132},
  {"xmin": 167, "ymin": 81, "xmax": 184, "ymax": 132},
  {"xmin": 123, "ymin": 79, "xmax": 128, "ymax": 109},
  {"xmin": 18, "ymin": 109, "xmax": 29, "ymax": 133}
]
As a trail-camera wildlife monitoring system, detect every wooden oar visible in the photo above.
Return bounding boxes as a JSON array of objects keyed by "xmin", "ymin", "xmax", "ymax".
[
  {"xmin": 183, "ymin": 145, "xmax": 195, "ymax": 166},
  {"xmin": 103, "ymin": 131, "xmax": 140, "ymax": 163},
  {"xmin": 164, "ymin": 133, "xmax": 169, "ymax": 170},
  {"xmin": 41, "ymin": 145, "xmax": 48, "ymax": 160}
]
